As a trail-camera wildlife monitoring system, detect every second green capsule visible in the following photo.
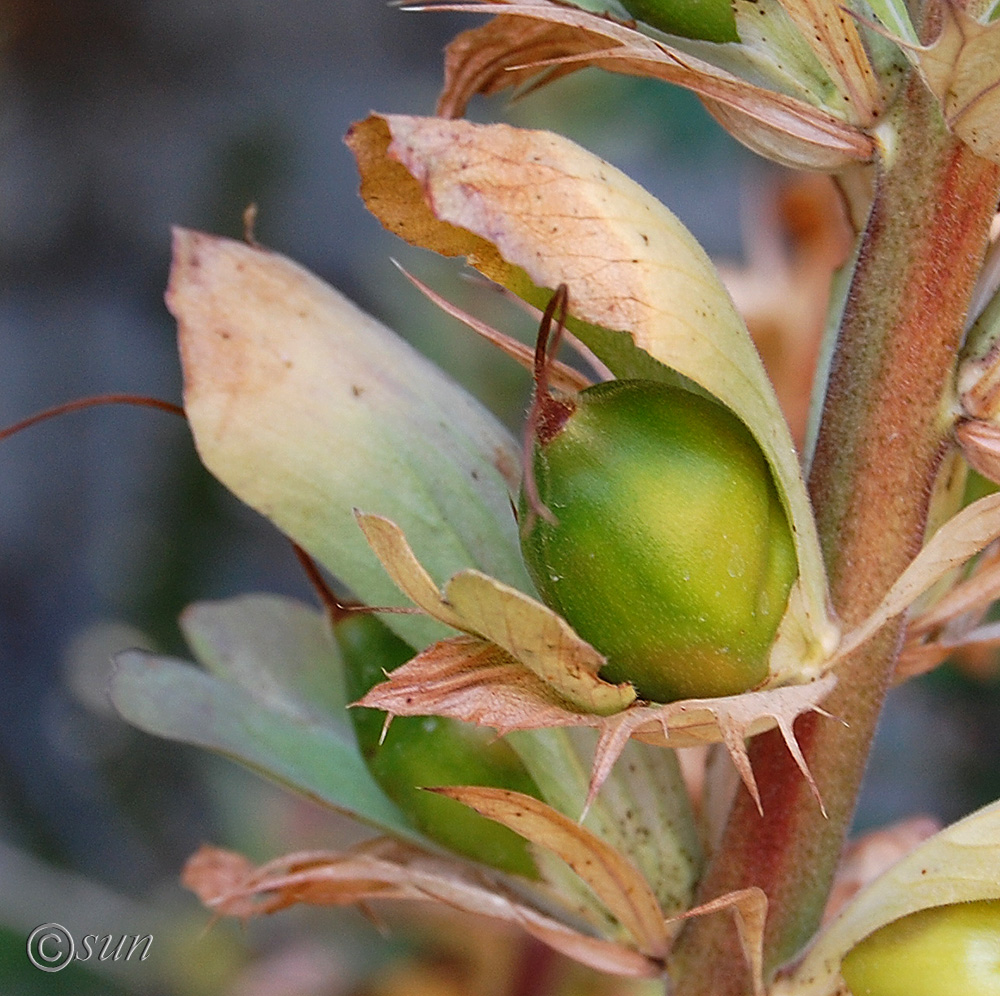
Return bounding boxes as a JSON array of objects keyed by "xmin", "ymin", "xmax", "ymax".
[
  {"xmin": 617, "ymin": 0, "xmax": 739, "ymax": 43},
  {"xmin": 338, "ymin": 611, "xmax": 542, "ymax": 877}
]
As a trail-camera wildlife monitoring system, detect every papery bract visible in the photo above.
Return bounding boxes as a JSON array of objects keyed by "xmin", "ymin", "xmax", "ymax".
[{"xmin": 429, "ymin": 1, "xmax": 878, "ymax": 169}]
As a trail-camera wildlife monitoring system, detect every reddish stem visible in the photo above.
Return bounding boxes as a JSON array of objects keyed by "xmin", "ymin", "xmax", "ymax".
[
  {"xmin": 521, "ymin": 285, "xmax": 576, "ymax": 526},
  {"xmin": 0, "ymin": 394, "xmax": 185, "ymax": 442},
  {"xmin": 670, "ymin": 78, "xmax": 1000, "ymax": 994}
]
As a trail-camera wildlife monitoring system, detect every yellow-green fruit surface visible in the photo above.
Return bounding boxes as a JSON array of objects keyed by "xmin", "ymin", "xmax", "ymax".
[
  {"xmin": 520, "ymin": 379, "xmax": 797, "ymax": 703},
  {"xmin": 840, "ymin": 899, "xmax": 1000, "ymax": 996},
  {"xmin": 338, "ymin": 613, "xmax": 540, "ymax": 877},
  {"xmin": 619, "ymin": 0, "xmax": 738, "ymax": 43}
]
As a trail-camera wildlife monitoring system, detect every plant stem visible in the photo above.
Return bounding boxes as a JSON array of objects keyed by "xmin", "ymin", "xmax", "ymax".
[{"xmin": 670, "ymin": 77, "xmax": 1000, "ymax": 995}]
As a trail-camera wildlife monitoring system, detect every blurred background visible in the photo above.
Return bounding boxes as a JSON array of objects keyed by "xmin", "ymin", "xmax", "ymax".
[{"xmin": 1, "ymin": 1, "xmax": 997, "ymax": 993}]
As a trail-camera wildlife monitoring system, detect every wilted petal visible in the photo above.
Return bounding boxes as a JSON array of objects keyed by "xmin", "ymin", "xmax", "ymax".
[
  {"xmin": 360, "ymin": 631, "xmax": 837, "ymax": 818},
  {"xmin": 434, "ymin": 786, "xmax": 673, "ymax": 958},
  {"xmin": 956, "ymin": 418, "xmax": 1000, "ymax": 484},
  {"xmin": 699, "ymin": 97, "xmax": 872, "ymax": 170},
  {"xmin": 445, "ymin": 570, "xmax": 636, "ymax": 714},
  {"xmin": 355, "ymin": 633, "xmax": 577, "ymax": 727},
  {"xmin": 356, "ymin": 512, "xmax": 636, "ymax": 714},
  {"xmin": 837, "ymin": 492, "xmax": 1000, "ymax": 660},
  {"xmin": 353, "ymin": 512, "xmax": 468, "ymax": 631},
  {"xmin": 666, "ymin": 888, "xmax": 768, "ymax": 996},
  {"xmin": 183, "ymin": 840, "xmax": 665, "ymax": 977},
  {"xmin": 438, "ymin": 12, "xmax": 614, "ymax": 118},
  {"xmin": 897, "ymin": 537, "xmax": 1000, "ymax": 680},
  {"xmin": 589, "ymin": 676, "xmax": 838, "ymax": 815},
  {"xmin": 427, "ymin": 2, "xmax": 873, "ymax": 168}
]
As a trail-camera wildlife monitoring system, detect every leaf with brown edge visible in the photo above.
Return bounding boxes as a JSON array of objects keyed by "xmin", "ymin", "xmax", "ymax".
[
  {"xmin": 423, "ymin": 2, "xmax": 873, "ymax": 169},
  {"xmin": 915, "ymin": 1, "xmax": 1000, "ymax": 165},
  {"xmin": 168, "ymin": 228, "xmax": 530, "ymax": 653},
  {"xmin": 356, "ymin": 512, "xmax": 636, "ymax": 715},
  {"xmin": 432, "ymin": 786, "xmax": 673, "ymax": 960},
  {"xmin": 347, "ymin": 113, "xmax": 837, "ymax": 664},
  {"xmin": 183, "ymin": 840, "xmax": 665, "ymax": 978}
]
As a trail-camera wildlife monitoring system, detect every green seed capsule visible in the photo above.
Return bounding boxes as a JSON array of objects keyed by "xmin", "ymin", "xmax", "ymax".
[
  {"xmin": 338, "ymin": 612, "xmax": 540, "ymax": 877},
  {"xmin": 519, "ymin": 377, "xmax": 797, "ymax": 704},
  {"xmin": 618, "ymin": 0, "xmax": 739, "ymax": 44},
  {"xmin": 840, "ymin": 899, "xmax": 1000, "ymax": 996}
]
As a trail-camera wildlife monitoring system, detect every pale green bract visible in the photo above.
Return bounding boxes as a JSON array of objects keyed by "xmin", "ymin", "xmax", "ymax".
[
  {"xmin": 110, "ymin": 594, "xmax": 420, "ymax": 840},
  {"xmin": 168, "ymin": 227, "xmax": 532, "ymax": 652}
]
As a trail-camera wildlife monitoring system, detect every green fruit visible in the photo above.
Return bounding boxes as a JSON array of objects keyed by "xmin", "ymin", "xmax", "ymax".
[
  {"xmin": 519, "ymin": 379, "xmax": 797, "ymax": 704},
  {"xmin": 840, "ymin": 899, "xmax": 1000, "ymax": 996},
  {"xmin": 338, "ymin": 612, "xmax": 541, "ymax": 877},
  {"xmin": 619, "ymin": 0, "xmax": 738, "ymax": 44}
]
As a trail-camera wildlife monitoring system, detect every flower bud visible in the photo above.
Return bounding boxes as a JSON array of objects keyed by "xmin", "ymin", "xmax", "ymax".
[
  {"xmin": 339, "ymin": 612, "xmax": 541, "ymax": 876},
  {"xmin": 519, "ymin": 376, "xmax": 797, "ymax": 704},
  {"xmin": 840, "ymin": 899, "xmax": 1000, "ymax": 996}
]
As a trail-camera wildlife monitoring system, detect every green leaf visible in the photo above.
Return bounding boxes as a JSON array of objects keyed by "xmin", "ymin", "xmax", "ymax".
[
  {"xmin": 168, "ymin": 228, "xmax": 532, "ymax": 651},
  {"xmin": 110, "ymin": 651, "xmax": 420, "ymax": 841},
  {"xmin": 180, "ymin": 594, "xmax": 349, "ymax": 723}
]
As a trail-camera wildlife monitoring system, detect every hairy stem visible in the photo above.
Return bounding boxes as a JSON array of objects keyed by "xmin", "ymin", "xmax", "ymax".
[{"xmin": 670, "ymin": 78, "xmax": 1000, "ymax": 995}]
